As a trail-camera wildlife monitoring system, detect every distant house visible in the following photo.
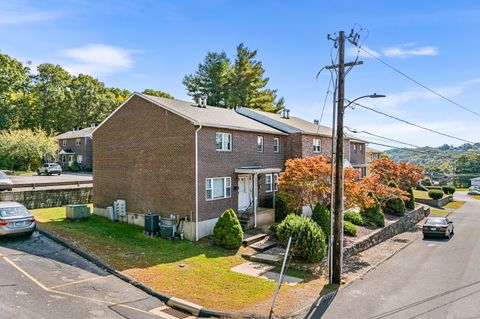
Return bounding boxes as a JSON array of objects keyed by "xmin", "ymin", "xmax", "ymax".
[
  {"xmin": 237, "ymin": 107, "xmax": 368, "ymax": 178},
  {"xmin": 55, "ymin": 126, "xmax": 95, "ymax": 170},
  {"xmin": 366, "ymin": 147, "xmax": 383, "ymax": 176},
  {"xmin": 471, "ymin": 177, "xmax": 480, "ymax": 187},
  {"xmin": 92, "ymin": 93, "xmax": 286, "ymax": 241}
]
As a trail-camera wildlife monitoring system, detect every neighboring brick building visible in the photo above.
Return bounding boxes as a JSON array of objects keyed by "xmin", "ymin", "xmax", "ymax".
[
  {"xmin": 92, "ymin": 93, "xmax": 286, "ymax": 241},
  {"xmin": 55, "ymin": 127, "xmax": 95, "ymax": 170},
  {"xmin": 236, "ymin": 107, "xmax": 368, "ymax": 177},
  {"xmin": 366, "ymin": 147, "xmax": 383, "ymax": 176}
]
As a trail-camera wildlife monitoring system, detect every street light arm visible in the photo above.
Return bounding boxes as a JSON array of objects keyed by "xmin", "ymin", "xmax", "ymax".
[{"xmin": 344, "ymin": 93, "xmax": 386, "ymax": 109}]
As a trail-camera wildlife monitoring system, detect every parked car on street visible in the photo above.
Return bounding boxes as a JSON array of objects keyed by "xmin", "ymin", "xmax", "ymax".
[
  {"xmin": 37, "ymin": 163, "xmax": 62, "ymax": 176},
  {"xmin": 468, "ymin": 186, "xmax": 480, "ymax": 195},
  {"xmin": 0, "ymin": 171, "xmax": 13, "ymax": 191},
  {"xmin": 0, "ymin": 202, "xmax": 36, "ymax": 236},
  {"xmin": 422, "ymin": 217, "xmax": 454, "ymax": 239}
]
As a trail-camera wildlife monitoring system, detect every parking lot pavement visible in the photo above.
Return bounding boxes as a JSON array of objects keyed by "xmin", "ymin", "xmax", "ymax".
[
  {"xmin": 0, "ymin": 233, "xmax": 193, "ymax": 319},
  {"xmin": 9, "ymin": 172, "xmax": 92, "ymax": 184}
]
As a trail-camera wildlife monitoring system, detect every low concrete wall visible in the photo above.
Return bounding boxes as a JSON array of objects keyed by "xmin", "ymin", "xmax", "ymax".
[
  {"xmin": 344, "ymin": 205, "xmax": 429, "ymax": 257},
  {"xmin": 416, "ymin": 195, "xmax": 452, "ymax": 207},
  {"xmin": 0, "ymin": 186, "xmax": 93, "ymax": 209}
]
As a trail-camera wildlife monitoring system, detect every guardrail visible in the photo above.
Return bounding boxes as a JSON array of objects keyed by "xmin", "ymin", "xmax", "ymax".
[{"xmin": 0, "ymin": 180, "xmax": 93, "ymax": 191}]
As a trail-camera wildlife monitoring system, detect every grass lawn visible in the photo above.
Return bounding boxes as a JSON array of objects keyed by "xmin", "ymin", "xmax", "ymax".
[
  {"xmin": 413, "ymin": 190, "xmax": 430, "ymax": 200},
  {"xmin": 430, "ymin": 208, "xmax": 448, "ymax": 215},
  {"xmin": 32, "ymin": 206, "xmax": 297, "ymax": 312},
  {"xmin": 444, "ymin": 200, "xmax": 465, "ymax": 210},
  {"xmin": 469, "ymin": 194, "xmax": 480, "ymax": 200}
]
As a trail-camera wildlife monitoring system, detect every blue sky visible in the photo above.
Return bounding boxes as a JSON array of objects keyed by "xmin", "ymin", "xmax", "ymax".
[{"xmin": 2, "ymin": 0, "xmax": 480, "ymax": 148}]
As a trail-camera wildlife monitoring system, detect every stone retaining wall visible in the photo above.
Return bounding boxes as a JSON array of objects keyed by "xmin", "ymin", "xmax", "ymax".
[
  {"xmin": 344, "ymin": 205, "xmax": 429, "ymax": 258},
  {"xmin": 0, "ymin": 186, "xmax": 93, "ymax": 209},
  {"xmin": 415, "ymin": 195, "xmax": 452, "ymax": 207}
]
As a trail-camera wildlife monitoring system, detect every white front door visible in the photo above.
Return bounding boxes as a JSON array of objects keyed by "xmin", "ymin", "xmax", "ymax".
[{"xmin": 238, "ymin": 175, "xmax": 252, "ymax": 211}]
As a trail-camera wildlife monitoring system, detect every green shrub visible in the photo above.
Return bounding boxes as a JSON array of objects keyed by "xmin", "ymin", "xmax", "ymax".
[
  {"xmin": 312, "ymin": 204, "xmax": 330, "ymax": 239},
  {"xmin": 388, "ymin": 181, "xmax": 399, "ymax": 188},
  {"xmin": 427, "ymin": 186, "xmax": 442, "ymax": 190},
  {"xmin": 269, "ymin": 223, "xmax": 279, "ymax": 234},
  {"xmin": 69, "ymin": 162, "xmax": 81, "ymax": 172},
  {"xmin": 213, "ymin": 209, "xmax": 243, "ymax": 249},
  {"xmin": 428, "ymin": 189, "xmax": 444, "ymax": 200},
  {"xmin": 405, "ymin": 188, "xmax": 415, "ymax": 209},
  {"xmin": 344, "ymin": 220, "xmax": 357, "ymax": 236},
  {"xmin": 422, "ymin": 177, "xmax": 432, "ymax": 186},
  {"xmin": 384, "ymin": 197, "xmax": 406, "ymax": 216},
  {"xmin": 344, "ymin": 209, "xmax": 364, "ymax": 226},
  {"xmin": 276, "ymin": 214, "xmax": 327, "ymax": 263},
  {"xmin": 275, "ymin": 192, "xmax": 297, "ymax": 222},
  {"xmin": 362, "ymin": 194, "xmax": 385, "ymax": 227},
  {"xmin": 442, "ymin": 185, "xmax": 456, "ymax": 195}
]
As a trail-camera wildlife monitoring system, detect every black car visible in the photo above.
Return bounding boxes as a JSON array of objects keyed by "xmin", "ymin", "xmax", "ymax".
[{"xmin": 422, "ymin": 217, "xmax": 454, "ymax": 239}]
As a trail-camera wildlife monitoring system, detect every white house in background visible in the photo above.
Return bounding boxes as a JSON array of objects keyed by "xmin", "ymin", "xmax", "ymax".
[{"xmin": 471, "ymin": 177, "xmax": 480, "ymax": 187}]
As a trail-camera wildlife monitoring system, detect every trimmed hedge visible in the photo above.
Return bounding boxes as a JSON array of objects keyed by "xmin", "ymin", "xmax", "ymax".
[
  {"xmin": 362, "ymin": 194, "xmax": 385, "ymax": 227},
  {"xmin": 344, "ymin": 220, "xmax": 357, "ymax": 236},
  {"xmin": 213, "ymin": 209, "xmax": 243, "ymax": 249},
  {"xmin": 442, "ymin": 185, "xmax": 456, "ymax": 195},
  {"xmin": 428, "ymin": 189, "xmax": 444, "ymax": 200},
  {"xmin": 405, "ymin": 188, "xmax": 415, "ymax": 210},
  {"xmin": 384, "ymin": 197, "xmax": 406, "ymax": 216},
  {"xmin": 277, "ymin": 214, "xmax": 327, "ymax": 263},
  {"xmin": 312, "ymin": 204, "xmax": 330, "ymax": 239},
  {"xmin": 344, "ymin": 209, "xmax": 364, "ymax": 226},
  {"xmin": 274, "ymin": 192, "xmax": 297, "ymax": 222}
]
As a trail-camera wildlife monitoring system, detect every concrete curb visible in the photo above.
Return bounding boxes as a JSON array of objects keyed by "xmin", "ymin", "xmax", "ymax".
[{"xmin": 37, "ymin": 228, "xmax": 265, "ymax": 319}]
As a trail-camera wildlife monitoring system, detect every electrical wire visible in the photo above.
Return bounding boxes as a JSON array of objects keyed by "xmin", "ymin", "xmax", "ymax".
[
  {"xmin": 351, "ymin": 101, "xmax": 476, "ymax": 144},
  {"xmin": 345, "ymin": 126, "xmax": 423, "ymax": 149},
  {"xmin": 355, "ymin": 45, "xmax": 480, "ymax": 118}
]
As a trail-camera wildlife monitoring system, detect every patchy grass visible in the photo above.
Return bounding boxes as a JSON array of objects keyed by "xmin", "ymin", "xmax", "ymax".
[
  {"xmin": 32, "ymin": 206, "xmax": 291, "ymax": 311},
  {"xmin": 413, "ymin": 190, "xmax": 430, "ymax": 200},
  {"xmin": 469, "ymin": 194, "xmax": 480, "ymax": 200},
  {"xmin": 444, "ymin": 201, "xmax": 465, "ymax": 210},
  {"xmin": 430, "ymin": 208, "xmax": 448, "ymax": 215}
]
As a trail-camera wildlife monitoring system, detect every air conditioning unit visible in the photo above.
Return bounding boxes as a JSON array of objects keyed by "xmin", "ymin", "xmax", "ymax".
[
  {"xmin": 160, "ymin": 223, "xmax": 177, "ymax": 239},
  {"xmin": 114, "ymin": 200, "xmax": 127, "ymax": 217},
  {"xmin": 144, "ymin": 212, "xmax": 160, "ymax": 236}
]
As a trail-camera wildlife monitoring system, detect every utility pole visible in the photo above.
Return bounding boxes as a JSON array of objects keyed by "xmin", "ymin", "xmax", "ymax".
[{"xmin": 332, "ymin": 30, "xmax": 346, "ymax": 285}]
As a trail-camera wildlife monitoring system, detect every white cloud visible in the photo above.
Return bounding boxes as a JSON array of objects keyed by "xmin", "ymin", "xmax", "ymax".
[
  {"xmin": 0, "ymin": 2, "xmax": 62, "ymax": 25},
  {"xmin": 381, "ymin": 44, "xmax": 438, "ymax": 58},
  {"xmin": 62, "ymin": 44, "xmax": 136, "ymax": 77}
]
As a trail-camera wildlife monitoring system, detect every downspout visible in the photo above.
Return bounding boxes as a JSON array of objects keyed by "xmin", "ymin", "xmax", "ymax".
[{"xmin": 195, "ymin": 124, "xmax": 202, "ymax": 241}]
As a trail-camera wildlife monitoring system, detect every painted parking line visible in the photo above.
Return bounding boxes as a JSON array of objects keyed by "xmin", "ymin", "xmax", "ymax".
[
  {"xmin": 1, "ymin": 255, "xmax": 176, "ymax": 319},
  {"xmin": 47, "ymin": 275, "xmax": 110, "ymax": 290}
]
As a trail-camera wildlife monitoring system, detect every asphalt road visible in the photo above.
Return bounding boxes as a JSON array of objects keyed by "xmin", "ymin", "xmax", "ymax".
[
  {"xmin": 309, "ymin": 191, "xmax": 480, "ymax": 319},
  {"xmin": 0, "ymin": 233, "xmax": 191, "ymax": 319},
  {"xmin": 10, "ymin": 172, "xmax": 92, "ymax": 184}
]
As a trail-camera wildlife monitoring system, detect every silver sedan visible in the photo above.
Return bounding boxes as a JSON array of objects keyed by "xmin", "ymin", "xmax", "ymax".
[
  {"xmin": 0, "ymin": 202, "xmax": 36, "ymax": 236},
  {"xmin": 0, "ymin": 172, "xmax": 13, "ymax": 191}
]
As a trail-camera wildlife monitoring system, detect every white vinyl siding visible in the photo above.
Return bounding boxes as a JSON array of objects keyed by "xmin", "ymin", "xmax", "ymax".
[
  {"xmin": 216, "ymin": 132, "xmax": 232, "ymax": 151},
  {"xmin": 206, "ymin": 177, "xmax": 231, "ymax": 200},
  {"xmin": 313, "ymin": 139, "xmax": 321, "ymax": 153},
  {"xmin": 273, "ymin": 137, "xmax": 279, "ymax": 153},
  {"xmin": 257, "ymin": 136, "xmax": 264, "ymax": 152}
]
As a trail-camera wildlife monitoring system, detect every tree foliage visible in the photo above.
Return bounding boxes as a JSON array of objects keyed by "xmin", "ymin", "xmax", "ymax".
[
  {"xmin": 370, "ymin": 157, "xmax": 424, "ymax": 190},
  {"xmin": 0, "ymin": 129, "xmax": 57, "ymax": 171},
  {"xmin": 142, "ymin": 89, "xmax": 174, "ymax": 99},
  {"xmin": 183, "ymin": 43, "xmax": 284, "ymax": 112}
]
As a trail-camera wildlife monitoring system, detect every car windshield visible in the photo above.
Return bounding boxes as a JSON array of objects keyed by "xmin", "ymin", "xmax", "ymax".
[
  {"xmin": 425, "ymin": 217, "xmax": 448, "ymax": 225},
  {"xmin": 0, "ymin": 206, "xmax": 30, "ymax": 218}
]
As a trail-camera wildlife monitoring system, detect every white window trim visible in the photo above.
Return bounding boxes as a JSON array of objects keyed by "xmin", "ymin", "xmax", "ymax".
[
  {"xmin": 274, "ymin": 173, "xmax": 279, "ymax": 191},
  {"xmin": 257, "ymin": 136, "xmax": 264, "ymax": 152},
  {"xmin": 265, "ymin": 174, "xmax": 273, "ymax": 193},
  {"xmin": 62, "ymin": 140, "xmax": 67, "ymax": 147},
  {"xmin": 205, "ymin": 177, "xmax": 232, "ymax": 200},
  {"xmin": 77, "ymin": 155, "xmax": 83, "ymax": 164},
  {"xmin": 215, "ymin": 132, "xmax": 232, "ymax": 152},
  {"xmin": 75, "ymin": 138, "xmax": 81, "ymax": 146},
  {"xmin": 273, "ymin": 137, "xmax": 279, "ymax": 153},
  {"xmin": 313, "ymin": 139, "xmax": 321, "ymax": 153}
]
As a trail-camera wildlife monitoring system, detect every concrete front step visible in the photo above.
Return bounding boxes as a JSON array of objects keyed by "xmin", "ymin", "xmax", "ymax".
[
  {"xmin": 248, "ymin": 240, "xmax": 277, "ymax": 252},
  {"xmin": 242, "ymin": 233, "xmax": 267, "ymax": 246},
  {"xmin": 248, "ymin": 252, "xmax": 283, "ymax": 265}
]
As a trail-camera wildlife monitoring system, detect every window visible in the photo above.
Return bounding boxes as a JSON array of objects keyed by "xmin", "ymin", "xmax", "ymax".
[
  {"xmin": 77, "ymin": 155, "xmax": 83, "ymax": 164},
  {"xmin": 62, "ymin": 156, "xmax": 66, "ymax": 163},
  {"xmin": 353, "ymin": 144, "xmax": 358, "ymax": 152},
  {"xmin": 206, "ymin": 177, "xmax": 231, "ymax": 200},
  {"xmin": 359, "ymin": 145, "xmax": 364, "ymax": 153},
  {"xmin": 273, "ymin": 138, "xmax": 279, "ymax": 153},
  {"xmin": 313, "ymin": 139, "xmax": 321, "ymax": 153},
  {"xmin": 62, "ymin": 140, "xmax": 67, "ymax": 147},
  {"xmin": 216, "ymin": 132, "xmax": 232, "ymax": 151},
  {"xmin": 265, "ymin": 174, "xmax": 273, "ymax": 192},
  {"xmin": 274, "ymin": 173, "xmax": 279, "ymax": 191},
  {"xmin": 257, "ymin": 136, "xmax": 264, "ymax": 152},
  {"xmin": 75, "ymin": 138, "xmax": 81, "ymax": 146}
]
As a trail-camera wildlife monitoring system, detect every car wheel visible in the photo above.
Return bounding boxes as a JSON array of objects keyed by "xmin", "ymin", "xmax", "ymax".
[
  {"xmin": 423, "ymin": 234, "xmax": 428, "ymax": 240},
  {"xmin": 37, "ymin": 171, "xmax": 41, "ymax": 175}
]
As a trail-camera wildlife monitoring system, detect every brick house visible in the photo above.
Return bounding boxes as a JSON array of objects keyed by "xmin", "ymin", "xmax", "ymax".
[
  {"xmin": 92, "ymin": 93, "xmax": 287, "ymax": 241},
  {"xmin": 236, "ymin": 108, "xmax": 368, "ymax": 177},
  {"xmin": 55, "ymin": 127, "xmax": 95, "ymax": 170},
  {"xmin": 366, "ymin": 147, "xmax": 383, "ymax": 176}
]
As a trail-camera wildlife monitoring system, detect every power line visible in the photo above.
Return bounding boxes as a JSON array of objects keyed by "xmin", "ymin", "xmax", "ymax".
[
  {"xmin": 351, "ymin": 101, "xmax": 476, "ymax": 144},
  {"xmin": 345, "ymin": 127, "xmax": 423, "ymax": 149},
  {"xmin": 356, "ymin": 45, "xmax": 480, "ymax": 118}
]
